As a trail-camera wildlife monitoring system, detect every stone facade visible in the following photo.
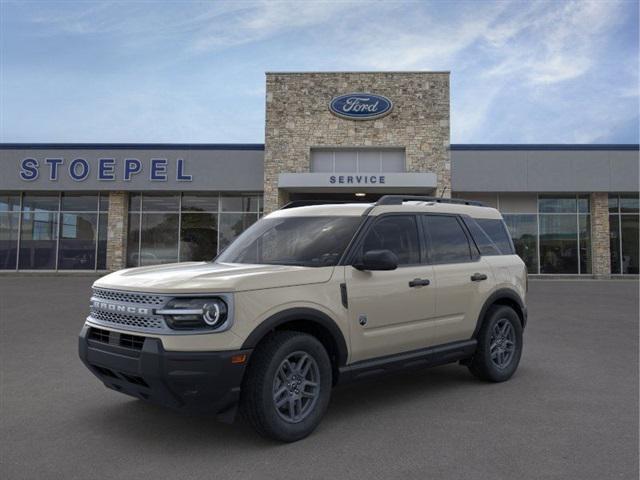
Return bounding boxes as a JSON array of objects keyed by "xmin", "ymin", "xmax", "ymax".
[
  {"xmin": 106, "ymin": 191, "xmax": 129, "ymax": 271},
  {"xmin": 590, "ymin": 192, "xmax": 611, "ymax": 277},
  {"xmin": 264, "ymin": 72, "xmax": 450, "ymax": 213}
]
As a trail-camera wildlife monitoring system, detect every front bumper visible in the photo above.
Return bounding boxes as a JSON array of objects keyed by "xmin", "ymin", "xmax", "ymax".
[{"xmin": 78, "ymin": 325, "xmax": 251, "ymax": 421}]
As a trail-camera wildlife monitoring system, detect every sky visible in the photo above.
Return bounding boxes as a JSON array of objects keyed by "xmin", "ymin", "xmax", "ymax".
[{"xmin": 0, "ymin": 0, "xmax": 638, "ymax": 144}]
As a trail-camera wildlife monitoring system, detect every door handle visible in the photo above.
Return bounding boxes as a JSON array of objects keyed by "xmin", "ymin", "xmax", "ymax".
[
  {"xmin": 409, "ymin": 278, "xmax": 430, "ymax": 287},
  {"xmin": 470, "ymin": 273, "xmax": 488, "ymax": 282}
]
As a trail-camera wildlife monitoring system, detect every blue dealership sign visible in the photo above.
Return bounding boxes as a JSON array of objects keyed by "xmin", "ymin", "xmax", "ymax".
[
  {"xmin": 329, "ymin": 93, "xmax": 393, "ymax": 120},
  {"xmin": 19, "ymin": 157, "xmax": 193, "ymax": 182}
]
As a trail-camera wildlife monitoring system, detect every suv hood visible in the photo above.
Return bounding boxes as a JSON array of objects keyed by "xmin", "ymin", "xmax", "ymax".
[{"xmin": 94, "ymin": 262, "xmax": 335, "ymax": 294}]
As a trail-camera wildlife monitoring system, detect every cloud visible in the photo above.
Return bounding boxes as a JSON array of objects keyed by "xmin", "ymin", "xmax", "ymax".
[
  {"xmin": 188, "ymin": 1, "xmax": 368, "ymax": 52},
  {"xmin": 482, "ymin": 0, "xmax": 624, "ymax": 85},
  {"xmin": 22, "ymin": 0, "xmax": 366, "ymax": 52},
  {"xmin": 330, "ymin": 4, "xmax": 509, "ymax": 70},
  {"xmin": 2, "ymin": 0, "xmax": 637, "ymax": 143}
]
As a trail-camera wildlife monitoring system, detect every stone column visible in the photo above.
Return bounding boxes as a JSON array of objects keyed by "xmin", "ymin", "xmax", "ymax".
[
  {"xmin": 263, "ymin": 72, "xmax": 450, "ymax": 213},
  {"xmin": 106, "ymin": 191, "xmax": 129, "ymax": 271},
  {"xmin": 590, "ymin": 192, "xmax": 611, "ymax": 277}
]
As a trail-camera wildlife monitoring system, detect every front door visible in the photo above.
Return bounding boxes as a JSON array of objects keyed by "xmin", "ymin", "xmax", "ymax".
[{"xmin": 345, "ymin": 215, "xmax": 437, "ymax": 363}]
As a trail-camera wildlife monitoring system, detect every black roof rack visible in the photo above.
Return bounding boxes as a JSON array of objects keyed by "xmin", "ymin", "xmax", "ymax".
[
  {"xmin": 375, "ymin": 195, "xmax": 485, "ymax": 207},
  {"xmin": 280, "ymin": 200, "xmax": 366, "ymax": 209}
]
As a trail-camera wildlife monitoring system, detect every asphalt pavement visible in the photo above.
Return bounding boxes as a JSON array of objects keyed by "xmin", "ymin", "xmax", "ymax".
[{"xmin": 1, "ymin": 276, "xmax": 638, "ymax": 480}]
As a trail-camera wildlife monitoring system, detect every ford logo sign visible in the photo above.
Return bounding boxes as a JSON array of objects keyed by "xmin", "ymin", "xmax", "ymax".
[{"xmin": 329, "ymin": 93, "xmax": 393, "ymax": 120}]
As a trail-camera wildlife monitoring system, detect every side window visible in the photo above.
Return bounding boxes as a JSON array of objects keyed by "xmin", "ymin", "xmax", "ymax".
[
  {"xmin": 463, "ymin": 217, "xmax": 501, "ymax": 256},
  {"xmin": 476, "ymin": 218, "xmax": 515, "ymax": 255},
  {"xmin": 423, "ymin": 215, "xmax": 472, "ymax": 264},
  {"xmin": 359, "ymin": 215, "xmax": 420, "ymax": 266}
]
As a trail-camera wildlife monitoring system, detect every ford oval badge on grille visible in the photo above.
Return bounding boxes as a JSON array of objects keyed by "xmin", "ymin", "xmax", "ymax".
[{"xmin": 329, "ymin": 93, "xmax": 393, "ymax": 120}]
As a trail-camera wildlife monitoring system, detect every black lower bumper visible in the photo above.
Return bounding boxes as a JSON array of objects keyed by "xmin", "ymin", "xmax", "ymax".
[{"xmin": 78, "ymin": 325, "xmax": 251, "ymax": 421}]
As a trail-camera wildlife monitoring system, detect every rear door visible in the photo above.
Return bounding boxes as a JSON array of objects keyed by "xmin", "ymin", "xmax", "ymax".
[
  {"xmin": 421, "ymin": 214, "xmax": 493, "ymax": 344},
  {"xmin": 345, "ymin": 214, "xmax": 436, "ymax": 363}
]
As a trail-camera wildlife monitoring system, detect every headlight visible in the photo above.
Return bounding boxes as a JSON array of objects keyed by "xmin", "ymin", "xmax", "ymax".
[{"xmin": 157, "ymin": 297, "xmax": 229, "ymax": 331}]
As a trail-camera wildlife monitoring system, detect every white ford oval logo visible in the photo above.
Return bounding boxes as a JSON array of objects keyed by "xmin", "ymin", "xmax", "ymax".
[{"xmin": 329, "ymin": 93, "xmax": 393, "ymax": 120}]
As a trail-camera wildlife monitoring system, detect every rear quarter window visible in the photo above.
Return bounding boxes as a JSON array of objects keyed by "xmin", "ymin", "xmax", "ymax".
[
  {"xmin": 463, "ymin": 218, "xmax": 501, "ymax": 256},
  {"xmin": 475, "ymin": 218, "xmax": 515, "ymax": 255}
]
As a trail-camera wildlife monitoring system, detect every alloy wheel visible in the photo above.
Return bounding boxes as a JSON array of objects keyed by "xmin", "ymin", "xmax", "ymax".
[
  {"xmin": 272, "ymin": 351, "xmax": 321, "ymax": 423},
  {"xmin": 490, "ymin": 319, "xmax": 516, "ymax": 369}
]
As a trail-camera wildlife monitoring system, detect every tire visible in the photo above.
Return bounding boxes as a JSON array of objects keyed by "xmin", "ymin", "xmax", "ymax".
[
  {"xmin": 241, "ymin": 331, "xmax": 332, "ymax": 442},
  {"xmin": 468, "ymin": 305, "xmax": 523, "ymax": 382}
]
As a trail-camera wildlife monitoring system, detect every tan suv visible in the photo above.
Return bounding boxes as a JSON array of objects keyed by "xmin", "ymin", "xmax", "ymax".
[{"xmin": 79, "ymin": 195, "xmax": 527, "ymax": 442}]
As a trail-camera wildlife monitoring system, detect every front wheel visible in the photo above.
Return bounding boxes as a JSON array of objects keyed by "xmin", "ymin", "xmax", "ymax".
[
  {"xmin": 241, "ymin": 331, "xmax": 332, "ymax": 442},
  {"xmin": 468, "ymin": 305, "xmax": 523, "ymax": 382}
]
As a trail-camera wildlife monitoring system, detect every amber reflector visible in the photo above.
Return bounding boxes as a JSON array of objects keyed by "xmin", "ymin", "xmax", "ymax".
[{"xmin": 231, "ymin": 354, "xmax": 247, "ymax": 364}]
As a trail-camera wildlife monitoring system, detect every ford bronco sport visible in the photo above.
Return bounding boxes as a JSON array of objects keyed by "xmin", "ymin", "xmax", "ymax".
[{"xmin": 79, "ymin": 195, "xmax": 527, "ymax": 442}]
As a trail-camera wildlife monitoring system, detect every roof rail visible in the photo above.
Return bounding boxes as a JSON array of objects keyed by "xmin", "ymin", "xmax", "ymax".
[
  {"xmin": 280, "ymin": 200, "xmax": 363, "ymax": 209},
  {"xmin": 375, "ymin": 195, "xmax": 485, "ymax": 207}
]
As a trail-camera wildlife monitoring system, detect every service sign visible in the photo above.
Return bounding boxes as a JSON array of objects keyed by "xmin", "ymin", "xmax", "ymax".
[
  {"xmin": 329, "ymin": 93, "xmax": 393, "ymax": 120},
  {"xmin": 278, "ymin": 172, "xmax": 437, "ymax": 191}
]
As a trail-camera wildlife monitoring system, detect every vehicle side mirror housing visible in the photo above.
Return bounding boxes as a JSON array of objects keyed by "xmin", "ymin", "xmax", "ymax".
[{"xmin": 354, "ymin": 249, "xmax": 399, "ymax": 271}]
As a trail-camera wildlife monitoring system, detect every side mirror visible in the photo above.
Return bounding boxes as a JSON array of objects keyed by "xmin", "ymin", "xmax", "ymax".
[{"xmin": 354, "ymin": 249, "xmax": 399, "ymax": 271}]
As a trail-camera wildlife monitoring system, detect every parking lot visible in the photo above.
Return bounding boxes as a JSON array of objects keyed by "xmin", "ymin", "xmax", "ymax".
[{"xmin": 0, "ymin": 276, "xmax": 638, "ymax": 480}]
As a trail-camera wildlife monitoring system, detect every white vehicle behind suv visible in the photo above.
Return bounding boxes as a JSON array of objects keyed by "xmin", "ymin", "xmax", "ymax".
[{"xmin": 79, "ymin": 195, "xmax": 527, "ymax": 442}]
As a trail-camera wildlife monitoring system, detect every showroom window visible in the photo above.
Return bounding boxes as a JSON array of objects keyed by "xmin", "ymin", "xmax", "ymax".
[
  {"xmin": 502, "ymin": 215, "xmax": 538, "ymax": 273},
  {"xmin": 538, "ymin": 195, "xmax": 591, "ymax": 274},
  {"xmin": 0, "ymin": 192, "xmax": 20, "ymax": 269},
  {"xmin": 0, "ymin": 192, "xmax": 108, "ymax": 270},
  {"xmin": 311, "ymin": 149, "xmax": 405, "ymax": 173},
  {"xmin": 126, "ymin": 192, "xmax": 261, "ymax": 267},
  {"xmin": 609, "ymin": 193, "xmax": 639, "ymax": 274},
  {"xmin": 494, "ymin": 193, "xmax": 539, "ymax": 274}
]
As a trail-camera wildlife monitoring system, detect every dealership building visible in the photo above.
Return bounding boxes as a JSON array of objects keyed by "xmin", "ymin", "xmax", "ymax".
[{"xmin": 0, "ymin": 72, "xmax": 638, "ymax": 276}]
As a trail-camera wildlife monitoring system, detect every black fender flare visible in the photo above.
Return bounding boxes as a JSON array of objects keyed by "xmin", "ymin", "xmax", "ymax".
[
  {"xmin": 473, "ymin": 288, "xmax": 527, "ymax": 338},
  {"xmin": 241, "ymin": 307, "xmax": 349, "ymax": 367}
]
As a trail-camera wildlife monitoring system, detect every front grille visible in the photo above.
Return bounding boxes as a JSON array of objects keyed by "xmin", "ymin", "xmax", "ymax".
[
  {"xmin": 92, "ymin": 288, "xmax": 166, "ymax": 306},
  {"xmin": 90, "ymin": 308, "xmax": 165, "ymax": 330},
  {"xmin": 120, "ymin": 333, "xmax": 145, "ymax": 350},
  {"xmin": 88, "ymin": 327, "xmax": 110, "ymax": 343}
]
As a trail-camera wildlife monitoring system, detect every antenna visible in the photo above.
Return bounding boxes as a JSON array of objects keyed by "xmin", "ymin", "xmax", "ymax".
[{"xmin": 440, "ymin": 185, "xmax": 448, "ymax": 199}]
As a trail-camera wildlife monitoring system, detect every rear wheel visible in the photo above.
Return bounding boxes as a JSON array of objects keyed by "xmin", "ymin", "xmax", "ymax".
[
  {"xmin": 241, "ymin": 331, "xmax": 332, "ymax": 442},
  {"xmin": 468, "ymin": 305, "xmax": 523, "ymax": 382}
]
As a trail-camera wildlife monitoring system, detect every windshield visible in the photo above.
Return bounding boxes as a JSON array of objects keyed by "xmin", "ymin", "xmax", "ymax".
[{"xmin": 216, "ymin": 216, "xmax": 362, "ymax": 267}]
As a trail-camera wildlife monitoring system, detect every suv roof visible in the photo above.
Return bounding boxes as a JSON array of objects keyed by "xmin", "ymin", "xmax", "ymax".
[{"xmin": 270, "ymin": 197, "xmax": 503, "ymax": 220}]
